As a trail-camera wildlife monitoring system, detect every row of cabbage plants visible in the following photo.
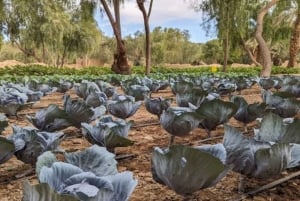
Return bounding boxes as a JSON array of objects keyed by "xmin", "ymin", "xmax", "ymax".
[{"xmin": 0, "ymin": 73, "xmax": 300, "ymax": 200}]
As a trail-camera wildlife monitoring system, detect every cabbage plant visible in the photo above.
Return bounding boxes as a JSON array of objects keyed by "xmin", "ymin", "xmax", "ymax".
[
  {"xmin": 27, "ymin": 80, "xmax": 57, "ymax": 95},
  {"xmin": 48, "ymin": 79, "xmax": 73, "ymax": 93},
  {"xmin": 160, "ymin": 107, "xmax": 203, "ymax": 145},
  {"xmin": 6, "ymin": 82, "xmax": 45, "ymax": 102},
  {"xmin": 0, "ymin": 84, "xmax": 29, "ymax": 103},
  {"xmin": 196, "ymin": 99, "xmax": 237, "ymax": 137},
  {"xmin": 85, "ymin": 91, "xmax": 108, "ymax": 108},
  {"xmin": 141, "ymin": 77, "xmax": 169, "ymax": 93},
  {"xmin": 107, "ymin": 95, "xmax": 142, "ymax": 119},
  {"xmin": 64, "ymin": 95, "xmax": 106, "ymax": 127},
  {"xmin": 281, "ymin": 76, "xmax": 300, "ymax": 97},
  {"xmin": 27, "ymin": 104, "xmax": 72, "ymax": 132},
  {"xmin": 99, "ymin": 115, "xmax": 133, "ymax": 137},
  {"xmin": 200, "ymin": 77, "xmax": 215, "ymax": 91},
  {"xmin": 0, "ymin": 136, "xmax": 15, "ymax": 164},
  {"xmin": 258, "ymin": 77, "xmax": 275, "ymax": 90},
  {"xmin": 262, "ymin": 90, "xmax": 300, "ymax": 118},
  {"xmin": 216, "ymin": 80, "xmax": 237, "ymax": 96},
  {"xmin": 151, "ymin": 145, "xmax": 231, "ymax": 196},
  {"xmin": 74, "ymin": 80, "xmax": 100, "ymax": 100},
  {"xmin": 74, "ymin": 81, "xmax": 110, "ymax": 107},
  {"xmin": 0, "ymin": 85, "xmax": 31, "ymax": 116},
  {"xmin": 6, "ymin": 125, "xmax": 63, "ymax": 165},
  {"xmin": 0, "ymin": 103, "xmax": 26, "ymax": 117},
  {"xmin": 26, "ymin": 91, "xmax": 43, "ymax": 102},
  {"xmin": 234, "ymin": 77, "xmax": 253, "ymax": 93},
  {"xmin": 122, "ymin": 84, "xmax": 150, "ymax": 101},
  {"xmin": 170, "ymin": 80, "xmax": 193, "ymax": 95},
  {"xmin": 28, "ymin": 95, "xmax": 106, "ymax": 131},
  {"xmin": 176, "ymin": 88, "xmax": 207, "ymax": 107},
  {"xmin": 223, "ymin": 125, "xmax": 293, "ymax": 178},
  {"xmin": 231, "ymin": 96, "xmax": 266, "ymax": 131},
  {"xmin": 96, "ymin": 80, "xmax": 116, "ymax": 98},
  {"xmin": 145, "ymin": 96, "xmax": 172, "ymax": 118},
  {"xmin": 23, "ymin": 145, "xmax": 137, "ymax": 201},
  {"xmin": 64, "ymin": 145, "xmax": 119, "ymax": 176},
  {"xmin": 272, "ymin": 77, "xmax": 283, "ymax": 90},
  {"xmin": 0, "ymin": 113, "xmax": 8, "ymax": 134},
  {"xmin": 23, "ymin": 181, "xmax": 78, "ymax": 201},
  {"xmin": 4, "ymin": 83, "xmax": 43, "ymax": 102},
  {"xmin": 81, "ymin": 116, "xmax": 134, "ymax": 151},
  {"xmin": 254, "ymin": 112, "xmax": 300, "ymax": 144}
]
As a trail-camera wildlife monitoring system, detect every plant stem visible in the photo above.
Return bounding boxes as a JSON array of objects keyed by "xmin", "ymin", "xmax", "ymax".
[
  {"xmin": 206, "ymin": 129, "xmax": 211, "ymax": 138},
  {"xmin": 244, "ymin": 123, "xmax": 248, "ymax": 133},
  {"xmin": 238, "ymin": 175, "xmax": 246, "ymax": 194},
  {"xmin": 169, "ymin": 135, "xmax": 175, "ymax": 146}
]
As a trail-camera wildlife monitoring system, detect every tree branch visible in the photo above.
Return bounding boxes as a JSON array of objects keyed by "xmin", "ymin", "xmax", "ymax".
[
  {"xmin": 11, "ymin": 39, "xmax": 42, "ymax": 62},
  {"xmin": 99, "ymin": 0, "xmax": 124, "ymax": 50},
  {"xmin": 147, "ymin": 0, "xmax": 154, "ymax": 18}
]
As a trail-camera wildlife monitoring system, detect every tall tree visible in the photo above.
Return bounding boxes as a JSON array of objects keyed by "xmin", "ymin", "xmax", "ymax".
[
  {"xmin": 0, "ymin": 0, "xmax": 100, "ymax": 65},
  {"xmin": 239, "ymin": 1, "xmax": 290, "ymax": 67},
  {"xmin": 269, "ymin": 0, "xmax": 300, "ymax": 67},
  {"xmin": 256, "ymin": 0, "xmax": 279, "ymax": 77},
  {"xmin": 59, "ymin": 1, "xmax": 101, "ymax": 67},
  {"xmin": 137, "ymin": 0, "xmax": 153, "ymax": 75},
  {"xmin": 99, "ymin": 0, "xmax": 131, "ymax": 74},
  {"xmin": 191, "ymin": 0, "xmax": 250, "ymax": 71},
  {"xmin": 192, "ymin": 0, "xmax": 287, "ymax": 75}
]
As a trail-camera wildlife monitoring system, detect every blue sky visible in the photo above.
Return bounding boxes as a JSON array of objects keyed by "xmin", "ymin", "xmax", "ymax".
[{"xmin": 95, "ymin": 0, "xmax": 216, "ymax": 43}]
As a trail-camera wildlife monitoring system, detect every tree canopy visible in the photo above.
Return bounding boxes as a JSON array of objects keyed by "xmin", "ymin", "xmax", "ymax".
[{"xmin": 0, "ymin": 0, "xmax": 299, "ymax": 74}]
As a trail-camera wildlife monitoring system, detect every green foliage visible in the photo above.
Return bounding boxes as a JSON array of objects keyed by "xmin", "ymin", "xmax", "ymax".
[
  {"xmin": 0, "ymin": 65, "xmax": 112, "ymax": 77},
  {"xmin": 0, "ymin": 65, "xmax": 299, "ymax": 84},
  {"xmin": 149, "ymin": 27, "xmax": 203, "ymax": 65},
  {"xmin": 191, "ymin": 0, "xmax": 294, "ymax": 67},
  {"xmin": 0, "ymin": 1, "xmax": 101, "ymax": 66},
  {"xmin": 271, "ymin": 66, "xmax": 300, "ymax": 74},
  {"xmin": 0, "ymin": 43, "xmax": 25, "ymax": 62},
  {"xmin": 0, "ymin": 35, "xmax": 3, "ymax": 50},
  {"xmin": 122, "ymin": 27, "xmax": 203, "ymax": 66},
  {"xmin": 201, "ymin": 39, "xmax": 223, "ymax": 64}
]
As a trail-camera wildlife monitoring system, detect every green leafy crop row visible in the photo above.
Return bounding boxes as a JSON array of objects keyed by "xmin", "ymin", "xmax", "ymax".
[{"xmin": 0, "ymin": 65, "xmax": 299, "ymax": 80}]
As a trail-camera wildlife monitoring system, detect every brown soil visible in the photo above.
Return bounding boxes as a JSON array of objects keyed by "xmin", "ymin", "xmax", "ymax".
[
  {"xmin": 0, "ymin": 60, "xmax": 24, "ymax": 68},
  {"xmin": 0, "ymin": 86, "xmax": 300, "ymax": 201}
]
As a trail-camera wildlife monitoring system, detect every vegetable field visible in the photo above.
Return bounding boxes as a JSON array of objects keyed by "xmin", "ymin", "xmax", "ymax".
[{"xmin": 1, "ymin": 72, "xmax": 300, "ymax": 201}]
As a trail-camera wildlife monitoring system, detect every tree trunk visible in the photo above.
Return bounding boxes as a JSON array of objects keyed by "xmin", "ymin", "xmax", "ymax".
[
  {"xmin": 242, "ymin": 42, "xmax": 261, "ymax": 66},
  {"xmin": 42, "ymin": 39, "xmax": 46, "ymax": 63},
  {"xmin": 255, "ymin": 0, "xmax": 278, "ymax": 77},
  {"xmin": 84, "ymin": 54, "xmax": 88, "ymax": 66},
  {"xmin": 238, "ymin": 33, "xmax": 261, "ymax": 66},
  {"xmin": 100, "ymin": 0, "xmax": 131, "ymax": 74},
  {"xmin": 137, "ymin": 0, "xmax": 153, "ymax": 75},
  {"xmin": 222, "ymin": 3, "xmax": 230, "ymax": 72},
  {"xmin": 60, "ymin": 46, "xmax": 67, "ymax": 67},
  {"xmin": 113, "ymin": 0, "xmax": 122, "ymax": 39},
  {"xmin": 56, "ymin": 55, "xmax": 60, "ymax": 67},
  {"xmin": 12, "ymin": 39, "xmax": 42, "ymax": 62},
  {"xmin": 287, "ymin": 8, "xmax": 300, "ymax": 68},
  {"xmin": 222, "ymin": 33, "xmax": 229, "ymax": 72}
]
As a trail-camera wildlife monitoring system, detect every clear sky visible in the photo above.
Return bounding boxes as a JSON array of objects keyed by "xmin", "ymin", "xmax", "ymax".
[{"xmin": 95, "ymin": 0, "xmax": 216, "ymax": 43}]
